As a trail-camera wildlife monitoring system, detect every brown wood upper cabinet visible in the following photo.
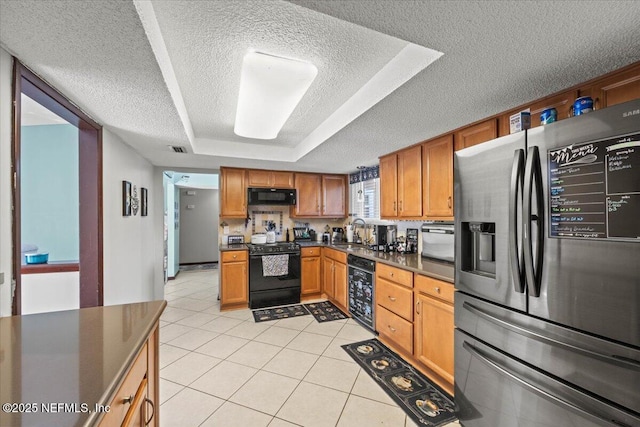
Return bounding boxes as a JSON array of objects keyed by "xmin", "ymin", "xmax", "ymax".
[
  {"xmin": 423, "ymin": 135, "xmax": 454, "ymax": 219},
  {"xmin": 454, "ymin": 118, "xmax": 497, "ymax": 151},
  {"xmin": 292, "ymin": 173, "xmax": 347, "ymax": 218},
  {"xmin": 220, "ymin": 167, "xmax": 247, "ymax": 218},
  {"xmin": 380, "ymin": 145, "xmax": 422, "ymax": 218},
  {"xmin": 581, "ymin": 64, "xmax": 640, "ymax": 110},
  {"xmin": 247, "ymin": 169, "xmax": 294, "ymax": 188}
]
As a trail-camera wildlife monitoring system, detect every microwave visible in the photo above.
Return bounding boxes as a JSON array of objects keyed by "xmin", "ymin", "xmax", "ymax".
[{"xmin": 247, "ymin": 188, "xmax": 297, "ymax": 206}]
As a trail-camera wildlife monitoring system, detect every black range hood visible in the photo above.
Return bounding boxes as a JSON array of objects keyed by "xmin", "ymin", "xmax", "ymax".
[{"xmin": 247, "ymin": 187, "xmax": 297, "ymax": 206}]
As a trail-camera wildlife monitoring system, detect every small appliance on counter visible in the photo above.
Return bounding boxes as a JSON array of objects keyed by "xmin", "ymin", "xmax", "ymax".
[
  {"xmin": 405, "ymin": 228, "xmax": 419, "ymax": 253},
  {"xmin": 370, "ymin": 224, "xmax": 397, "ymax": 251},
  {"xmin": 332, "ymin": 227, "xmax": 344, "ymax": 243},
  {"xmin": 421, "ymin": 222, "xmax": 454, "ymax": 263},
  {"xmin": 251, "ymin": 233, "xmax": 267, "ymax": 244},
  {"xmin": 227, "ymin": 235, "xmax": 244, "ymax": 244}
]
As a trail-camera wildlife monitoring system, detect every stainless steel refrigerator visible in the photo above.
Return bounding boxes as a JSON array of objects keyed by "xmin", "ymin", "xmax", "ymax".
[{"xmin": 454, "ymin": 99, "xmax": 640, "ymax": 427}]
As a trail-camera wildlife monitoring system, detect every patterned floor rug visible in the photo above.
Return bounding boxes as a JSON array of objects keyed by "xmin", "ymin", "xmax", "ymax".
[
  {"xmin": 342, "ymin": 338, "xmax": 457, "ymax": 427},
  {"xmin": 303, "ymin": 301, "xmax": 348, "ymax": 323},
  {"xmin": 252, "ymin": 304, "xmax": 310, "ymax": 322}
]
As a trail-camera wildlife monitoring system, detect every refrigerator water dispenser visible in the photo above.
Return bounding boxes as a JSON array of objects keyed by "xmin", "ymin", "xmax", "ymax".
[{"xmin": 461, "ymin": 222, "xmax": 496, "ymax": 277}]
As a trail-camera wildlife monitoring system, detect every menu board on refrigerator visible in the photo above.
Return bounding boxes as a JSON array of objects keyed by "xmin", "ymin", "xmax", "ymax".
[{"xmin": 548, "ymin": 132, "xmax": 640, "ymax": 241}]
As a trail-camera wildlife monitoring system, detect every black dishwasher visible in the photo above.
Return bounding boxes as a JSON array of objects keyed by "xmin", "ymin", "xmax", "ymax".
[{"xmin": 347, "ymin": 254, "xmax": 376, "ymax": 332}]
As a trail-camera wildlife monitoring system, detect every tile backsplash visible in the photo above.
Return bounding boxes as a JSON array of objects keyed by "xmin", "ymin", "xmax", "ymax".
[{"xmin": 220, "ymin": 206, "xmax": 345, "ymax": 243}]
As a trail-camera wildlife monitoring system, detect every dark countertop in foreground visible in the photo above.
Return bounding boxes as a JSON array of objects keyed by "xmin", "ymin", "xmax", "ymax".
[
  {"xmin": 220, "ymin": 242, "xmax": 454, "ymax": 283},
  {"xmin": 0, "ymin": 300, "xmax": 166, "ymax": 427}
]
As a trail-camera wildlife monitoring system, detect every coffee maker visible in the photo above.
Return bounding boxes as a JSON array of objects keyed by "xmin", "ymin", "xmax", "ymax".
[{"xmin": 372, "ymin": 225, "xmax": 397, "ymax": 251}]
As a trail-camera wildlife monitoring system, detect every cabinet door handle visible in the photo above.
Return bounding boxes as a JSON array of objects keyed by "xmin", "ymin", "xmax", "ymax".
[
  {"xmin": 435, "ymin": 287, "xmax": 441, "ymax": 293},
  {"xmin": 388, "ymin": 296, "xmax": 396, "ymax": 302},
  {"xmin": 144, "ymin": 397, "xmax": 155, "ymax": 426},
  {"xmin": 416, "ymin": 301, "xmax": 420, "ymax": 315},
  {"xmin": 448, "ymin": 196, "xmax": 452, "ymax": 209},
  {"xmin": 399, "ymin": 200, "xmax": 403, "ymax": 212},
  {"xmin": 388, "ymin": 325, "xmax": 396, "ymax": 333},
  {"xmin": 393, "ymin": 201, "xmax": 397, "ymax": 212},
  {"xmin": 122, "ymin": 395, "xmax": 134, "ymax": 404},
  {"xmin": 390, "ymin": 272, "xmax": 394, "ymax": 277},
  {"xmin": 232, "ymin": 255, "xmax": 237, "ymax": 259}
]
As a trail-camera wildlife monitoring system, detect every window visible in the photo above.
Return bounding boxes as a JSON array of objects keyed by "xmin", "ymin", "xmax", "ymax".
[{"xmin": 349, "ymin": 177, "xmax": 380, "ymax": 219}]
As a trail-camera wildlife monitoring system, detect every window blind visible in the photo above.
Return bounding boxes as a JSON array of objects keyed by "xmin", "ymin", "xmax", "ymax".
[{"xmin": 349, "ymin": 178, "xmax": 380, "ymax": 219}]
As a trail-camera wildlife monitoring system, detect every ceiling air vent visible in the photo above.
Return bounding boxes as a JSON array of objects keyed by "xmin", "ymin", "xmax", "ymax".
[{"xmin": 170, "ymin": 145, "xmax": 187, "ymax": 153}]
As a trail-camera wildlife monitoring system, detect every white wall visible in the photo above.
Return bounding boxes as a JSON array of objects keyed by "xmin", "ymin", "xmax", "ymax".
[
  {"xmin": 102, "ymin": 128, "xmax": 163, "ymax": 305},
  {"xmin": 0, "ymin": 48, "xmax": 13, "ymax": 316},
  {"xmin": 21, "ymin": 272, "xmax": 79, "ymax": 315}
]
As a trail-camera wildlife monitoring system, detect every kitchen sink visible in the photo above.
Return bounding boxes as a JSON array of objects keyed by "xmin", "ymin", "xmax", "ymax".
[{"xmin": 331, "ymin": 243, "xmax": 370, "ymax": 253}]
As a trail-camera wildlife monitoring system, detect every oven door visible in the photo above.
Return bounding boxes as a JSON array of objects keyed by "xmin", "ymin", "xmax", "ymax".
[{"xmin": 249, "ymin": 252, "xmax": 301, "ymax": 309}]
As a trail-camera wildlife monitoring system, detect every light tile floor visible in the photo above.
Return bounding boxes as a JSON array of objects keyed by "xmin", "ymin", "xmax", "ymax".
[{"xmin": 160, "ymin": 268, "xmax": 460, "ymax": 427}]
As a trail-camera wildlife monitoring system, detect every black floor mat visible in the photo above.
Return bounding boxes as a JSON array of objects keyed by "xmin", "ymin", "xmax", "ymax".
[
  {"xmin": 342, "ymin": 338, "xmax": 457, "ymax": 427},
  {"xmin": 303, "ymin": 301, "xmax": 348, "ymax": 322},
  {"xmin": 252, "ymin": 304, "xmax": 310, "ymax": 322}
]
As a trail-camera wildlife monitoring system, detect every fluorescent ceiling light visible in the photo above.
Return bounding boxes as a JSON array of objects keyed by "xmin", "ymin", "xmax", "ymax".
[{"xmin": 234, "ymin": 51, "xmax": 318, "ymax": 140}]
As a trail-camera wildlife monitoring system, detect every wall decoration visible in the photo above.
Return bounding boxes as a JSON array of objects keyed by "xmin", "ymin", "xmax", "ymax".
[
  {"xmin": 141, "ymin": 187, "xmax": 148, "ymax": 217},
  {"xmin": 122, "ymin": 180, "xmax": 132, "ymax": 216},
  {"xmin": 131, "ymin": 185, "xmax": 140, "ymax": 216}
]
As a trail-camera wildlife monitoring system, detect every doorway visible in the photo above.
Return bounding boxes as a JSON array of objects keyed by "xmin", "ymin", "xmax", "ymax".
[
  {"xmin": 163, "ymin": 171, "xmax": 219, "ymax": 280},
  {"xmin": 12, "ymin": 61, "xmax": 102, "ymax": 314}
]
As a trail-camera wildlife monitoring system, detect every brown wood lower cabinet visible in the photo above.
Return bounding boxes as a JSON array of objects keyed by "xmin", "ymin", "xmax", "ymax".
[
  {"xmin": 100, "ymin": 323, "xmax": 159, "ymax": 427},
  {"xmin": 301, "ymin": 247, "xmax": 321, "ymax": 299},
  {"xmin": 374, "ymin": 263, "xmax": 455, "ymax": 396},
  {"xmin": 414, "ymin": 291, "xmax": 454, "ymax": 387},
  {"xmin": 220, "ymin": 250, "xmax": 248, "ymax": 310},
  {"xmin": 414, "ymin": 274, "xmax": 455, "ymax": 392},
  {"xmin": 322, "ymin": 248, "xmax": 348, "ymax": 311},
  {"xmin": 376, "ymin": 305, "xmax": 413, "ymax": 355}
]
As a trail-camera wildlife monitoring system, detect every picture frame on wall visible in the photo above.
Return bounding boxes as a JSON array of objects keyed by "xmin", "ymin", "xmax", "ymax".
[
  {"xmin": 141, "ymin": 187, "xmax": 148, "ymax": 217},
  {"xmin": 122, "ymin": 180, "xmax": 132, "ymax": 216}
]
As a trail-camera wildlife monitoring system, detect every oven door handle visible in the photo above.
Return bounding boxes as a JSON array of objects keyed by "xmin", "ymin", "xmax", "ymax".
[{"xmin": 250, "ymin": 253, "xmax": 300, "ymax": 258}]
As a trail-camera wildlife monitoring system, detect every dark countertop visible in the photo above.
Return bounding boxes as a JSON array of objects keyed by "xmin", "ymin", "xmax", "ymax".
[
  {"xmin": 220, "ymin": 241, "xmax": 454, "ymax": 283},
  {"xmin": 220, "ymin": 244, "xmax": 249, "ymax": 251},
  {"xmin": 0, "ymin": 300, "xmax": 166, "ymax": 427}
]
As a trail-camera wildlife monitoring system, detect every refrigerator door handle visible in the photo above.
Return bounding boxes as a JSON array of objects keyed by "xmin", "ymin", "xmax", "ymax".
[
  {"xmin": 523, "ymin": 146, "xmax": 544, "ymax": 297},
  {"xmin": 509, "ymin": 149, "xmax": 525, "ymax": 293},
  {"xmin": 463, "ymin": 301, "xmax": 640, "ymax": 371},
  {"xmin": 462, "ymin": 341, "xmax": 633, "ymax": 427}
]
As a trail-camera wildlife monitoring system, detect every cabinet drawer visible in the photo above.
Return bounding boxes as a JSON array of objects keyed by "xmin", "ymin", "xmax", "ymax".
[
  {"xmin": 376, "ymin": 263, "xmax": 413, "ymax": 288},
  {"xmin": 301, "ymin": 247, "xmax": 321, "ymax": 257},
  {"xmin": 376, "ymin": 305, "xmax": 413, "ymax": 355},
  {"xmin": 323, "ymin": 248, "xmax": 347, "ymax": 263},
  {"xmin": 99, "ymin": 343, "xmax": 148, "ymax": 427},
  {"xmin": 376, "ymin": 278, "xmax": 413, "ymax": 321},
  {"xmin": 415, "ymin": 274, "xmax": 454, "ymax": 303},
  {"xmin": 221, "ymin": 250, "xmax": 247, "ymax": 262}
]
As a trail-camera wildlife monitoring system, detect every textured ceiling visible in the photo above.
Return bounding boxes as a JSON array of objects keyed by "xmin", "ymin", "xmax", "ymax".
[{"xmin": 1, "ymin": 1, "xmax": 640, "ymax": 174}]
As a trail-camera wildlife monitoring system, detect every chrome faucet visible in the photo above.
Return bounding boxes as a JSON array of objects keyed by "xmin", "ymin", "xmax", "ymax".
[{"xmin": 352, "ymin": 218, "xmax": 366, "ymax": 244}]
